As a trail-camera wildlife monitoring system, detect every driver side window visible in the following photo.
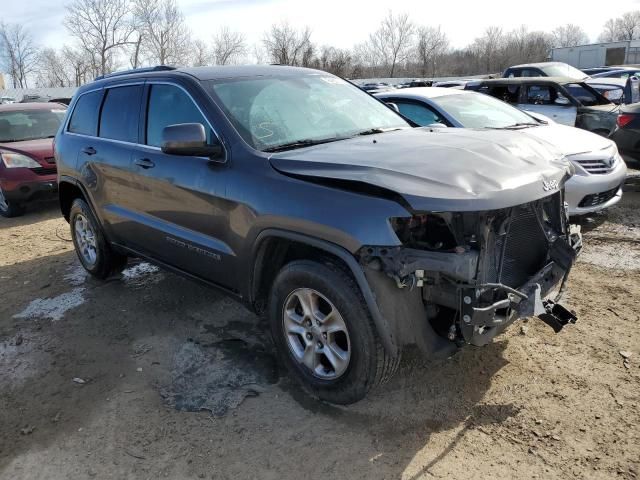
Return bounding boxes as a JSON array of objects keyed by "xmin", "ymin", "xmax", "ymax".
[
  {"xmin": 394, "ymin": 101, "xmax": 445, "ymax": 126},
  {"xmin": 526, "ymin": 85, "xmax": 553, "ymax": 105},
  {"xmin": 146, "ymin": 84, "xmax": 213, "ymax": 147}
]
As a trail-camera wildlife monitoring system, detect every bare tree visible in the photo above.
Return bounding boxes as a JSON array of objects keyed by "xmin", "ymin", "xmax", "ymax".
[
  {"xmin": 211, "ymin": 27, "xmax": 247, "ymax": 65},
  {"xmin": 262, "ymin": 22, "xmax": 312, "ymax": 66},
  {"xmin": 415, "ymin": 26, "xmax": 448, "ymax": 77},
  {"xmin": 352, "ymin": 41, "xmax": 383, "ymax": 73},
  {"xmin": 317, "ymin": 46, "xmax": 352, "ymax": 77},
  {"xmin": 128, "ymin": 31, "xmax": 144, "ymax": 68},
  {"xmin": 190, "ymin": 39, "xmax": 211, "ymax": 67},
  {"xmin": 552, "ymin": 23, "xmax": 589, "ymax": 47},
  {"xmin": 366, "ymin": 12, "xmax": 415, "ymax": 77},
  {"xmin": 36, "ymin": 48, "xmax": 73, "ymax": 87},
  {"xmin": 61, "ymin": 46, "xmax": 93, "ymax": 86},
  {"xmin": 599, "ymin": 18, "xmax": 621, "ymax": 42},
  {"xmin": 252, "ymin": 44, "xmax": 266, "ymax": 64},
  {"xmin": 64, "ymin": 0, "xmax": 135, "ymax": 77},
  {"xmin": 616, "ymin": 11, "xmax": 640, "ymax": 40},
  {"xmin": 0, "ymin": 22, "xmax": 39, "ymax": 88},
  {"xmin": 470, "ymin": 26, "xmax": 504, "ymax": 74},
  {"xmin": 133, "ymin": 0, "xmax": 191, "ymax": 65}
]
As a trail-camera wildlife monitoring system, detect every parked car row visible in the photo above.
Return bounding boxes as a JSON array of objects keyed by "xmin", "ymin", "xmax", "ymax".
[{"xmin": 42, "ymin": 64, "xmax": 583, "ymax": 404}]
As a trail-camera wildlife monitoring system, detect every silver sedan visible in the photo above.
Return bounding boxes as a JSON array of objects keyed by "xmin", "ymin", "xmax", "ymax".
[{"xmin": 376, "ymin": 87, "xmax": 627, "ymax": 215}]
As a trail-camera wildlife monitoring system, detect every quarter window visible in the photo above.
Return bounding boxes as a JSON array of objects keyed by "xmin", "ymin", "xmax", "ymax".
[
  {"xmin": 146, "ymin": 84, "xmax": 212, "ymax": 147},
  {"xmin": 68, "ymin": 90, "xmax": 102, "ymax": 136},
  {"xmin": 99, "ymin": 85, "xmax": 142, "ymax": 142}
]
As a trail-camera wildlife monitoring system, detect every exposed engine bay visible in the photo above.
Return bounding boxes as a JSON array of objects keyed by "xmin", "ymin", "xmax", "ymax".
[{"xmin": 359, "ymin": 192, "xmax": 582, "ymax": 348}]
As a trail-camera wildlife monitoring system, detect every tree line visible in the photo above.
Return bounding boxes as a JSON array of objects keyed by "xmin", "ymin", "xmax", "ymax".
[{"xmin": 2, "ymin": 1, "xmax": 640, "ymax": 89}]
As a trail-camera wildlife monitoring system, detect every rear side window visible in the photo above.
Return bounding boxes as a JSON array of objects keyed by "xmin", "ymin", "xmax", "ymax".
[
  {"xmin": 146, "ymin": 84, "xmax": 211, "ymax": 147},
  {"xmin": 68, "ymin": 90, "xmax": 102, "ymax": 136},
  {"xmin": 99, "ymin": 85, "xmax": 142, "ymax": 142}
]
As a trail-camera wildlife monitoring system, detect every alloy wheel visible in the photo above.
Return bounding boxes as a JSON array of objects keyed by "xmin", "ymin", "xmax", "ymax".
[
  {"xmin": 282, "ymin": 288, "xmax": 351, "ymax": 380},
  {"xmin": 0, "ymin": 186, "xmax": 8, "ymax": 212},
  {"xmin": 74, "ymin": 213, "xmax": 98, "ymax": 266}
]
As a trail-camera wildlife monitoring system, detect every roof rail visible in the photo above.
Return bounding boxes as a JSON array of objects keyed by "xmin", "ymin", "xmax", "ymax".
[{"xmin": 94, "ymin": 65, "xmax": 176, "ymax": 81}]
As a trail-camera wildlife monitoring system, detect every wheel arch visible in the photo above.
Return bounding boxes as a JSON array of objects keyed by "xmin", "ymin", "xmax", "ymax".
[
  {"xmin": 250, "ymin": 229, "xmax": 398, "ymax": 356},
  {"xmin": 58, "ymin": 176, "xmax": 91, "ymax": 221}
]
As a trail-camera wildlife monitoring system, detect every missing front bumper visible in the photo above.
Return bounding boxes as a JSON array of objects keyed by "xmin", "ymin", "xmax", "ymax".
[{"xmin": 459, "ymin": 258, "xmax": 577, "ymax": 346}]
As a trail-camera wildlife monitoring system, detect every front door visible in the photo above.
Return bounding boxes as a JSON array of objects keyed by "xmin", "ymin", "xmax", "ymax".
[
  {"xmin": 517, "ymin": 84, "xmax": 577, "ymax": 126},
  {"xmin": 125, "ymin": 82, "xmax": 234, "ymax": 287}
]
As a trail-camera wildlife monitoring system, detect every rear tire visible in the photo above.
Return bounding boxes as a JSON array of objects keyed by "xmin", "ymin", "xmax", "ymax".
[
  {"xmin": 69, "ymin": 198, "xmax": 127, "ymax": 279},
  {"xmin": 269, "ymin": 259, "xmax": 400, "ymax": 404},
  {"xmin": 0, "ymin": 187, "xmax": 25, "ymax": 218}
]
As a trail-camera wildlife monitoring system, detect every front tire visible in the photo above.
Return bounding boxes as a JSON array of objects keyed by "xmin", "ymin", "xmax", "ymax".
[
  {"xmin": 269, "ymin": 260, "xmax": 400, "ymax": 404},
  {"xmin": 69, "ymin": 198, "xmax": 127, "ymax": 279},
  {"xmin": 0, "ymin": 187, "xmax": 25, "ymax": 218}
]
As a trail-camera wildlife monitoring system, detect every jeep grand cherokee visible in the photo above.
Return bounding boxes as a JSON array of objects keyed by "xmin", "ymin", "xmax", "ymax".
[{"xmin": 55, "ymin": 65, "xmax": 581, "ymax": 404}]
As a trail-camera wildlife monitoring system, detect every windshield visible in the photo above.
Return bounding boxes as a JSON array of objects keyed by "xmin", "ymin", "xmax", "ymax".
[
  {"xmin": 205, "ymin": 75, "xmax": 408, "ymax": 151},
  {"xmin": 0, "ymin": 108, "xmax": 66, "ymax": 142},
  {"xmin": 540, "ymin": 63, "xmax": 588, "ymax": 79},
  {"xmin": 433, "ymin": 92, "xmax": 536, "ymax": 128}
]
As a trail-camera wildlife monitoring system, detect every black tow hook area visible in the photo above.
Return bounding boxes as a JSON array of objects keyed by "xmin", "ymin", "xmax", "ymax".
[{"xmin": 537, "ymin": 300, "xmax": 577, "ymax": 333}]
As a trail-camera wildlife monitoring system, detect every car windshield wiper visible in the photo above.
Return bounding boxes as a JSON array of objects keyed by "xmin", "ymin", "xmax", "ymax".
[
  {"xmin": 499, "ymin": 122, "xmax": 540, "ymax": 129},
  {"xmin": 262, "ymin": 137, "xmax": 343, "ymax": 153},
  {"xmin": 353, "ymin": 127, "xmax": 404, "ymax": 136}
]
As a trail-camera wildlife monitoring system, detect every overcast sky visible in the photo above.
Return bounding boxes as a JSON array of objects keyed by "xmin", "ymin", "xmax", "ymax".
[{"xmin": 4, "ymin": 0, "xmax": 640, "ymax": 53}]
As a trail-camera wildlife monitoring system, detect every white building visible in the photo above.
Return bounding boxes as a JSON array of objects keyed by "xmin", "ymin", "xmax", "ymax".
[{"xmin": 551, "ymin": 41, "xmax": 640, "ymax": 68}]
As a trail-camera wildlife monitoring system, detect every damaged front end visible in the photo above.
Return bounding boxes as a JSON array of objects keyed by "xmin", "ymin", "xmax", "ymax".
[{"xmin": 358, "ymin": 192, "xmax": 582, "ymax": 349}]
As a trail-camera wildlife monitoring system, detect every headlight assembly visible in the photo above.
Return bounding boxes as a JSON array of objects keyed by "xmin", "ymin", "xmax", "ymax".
[{"xmin": 1, "ymin": 152, "xmax": 41, "ymax": 169}]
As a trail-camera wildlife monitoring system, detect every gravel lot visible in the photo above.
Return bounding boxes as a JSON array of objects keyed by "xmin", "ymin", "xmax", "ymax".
[{"xmin": 1, "ymin": 188, "xmax": 639, "ymax": 479}]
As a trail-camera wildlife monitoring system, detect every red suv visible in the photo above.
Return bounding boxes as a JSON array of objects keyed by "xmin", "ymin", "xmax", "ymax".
[{"xmin": 0, "ymin": 103, "xmax": 66, "ymax": 217}]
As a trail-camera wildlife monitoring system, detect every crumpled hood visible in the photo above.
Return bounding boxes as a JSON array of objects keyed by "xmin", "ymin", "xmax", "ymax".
[
  {"xmin": 269, "ymin": 128, "xmax": 570, "ymax": 212},
  {"xmin": 521, "ymin": 124, "xmax": 613, "ymax": 156}
]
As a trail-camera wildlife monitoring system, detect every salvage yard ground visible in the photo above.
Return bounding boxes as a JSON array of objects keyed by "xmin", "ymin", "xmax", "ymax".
[{"xmin": 1, "ymin": 181, "xmax": 640, "ymax": 479}]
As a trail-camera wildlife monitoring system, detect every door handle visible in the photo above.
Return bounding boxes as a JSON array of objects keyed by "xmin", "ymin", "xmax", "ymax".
[
  {"xmin": 134, "ymin": 158, "xmax": 155, "ymax": 169},
  {"xmin": 82, "ymin": 146, "xmax": 96, "ymax": 155}
]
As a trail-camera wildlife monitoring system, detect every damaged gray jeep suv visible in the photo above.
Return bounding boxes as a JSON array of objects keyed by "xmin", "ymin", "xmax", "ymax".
[{"xmin": 55, "ymin": 65, "xmax": 581, "ymax": 404}]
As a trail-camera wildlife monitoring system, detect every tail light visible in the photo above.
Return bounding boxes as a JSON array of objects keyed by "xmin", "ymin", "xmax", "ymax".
[{"xmin": 617, "ymin": 114, "xmax": 635, "ymax": 128}]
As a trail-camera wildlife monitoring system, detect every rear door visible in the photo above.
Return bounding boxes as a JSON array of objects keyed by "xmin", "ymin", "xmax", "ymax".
[
  {"xmin": 517, "ymin": 83, "xmax": 577, "ymax": 126},
  {"xmin": 124, "ymin": 81, "xmax": 233, "ymax": 286},
  {"xmin": 91, "ymin": 83, "xmax": 144, "ymax": 242},
  {"xmin": 66, "ymin": 84, "xmax": 144, "ymax": 242}
]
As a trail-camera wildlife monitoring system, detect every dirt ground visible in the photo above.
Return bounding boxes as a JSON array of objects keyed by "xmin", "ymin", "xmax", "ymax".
[{"xmin": 1, "ymin": 190, "xmax": 640, "ymax": 479}]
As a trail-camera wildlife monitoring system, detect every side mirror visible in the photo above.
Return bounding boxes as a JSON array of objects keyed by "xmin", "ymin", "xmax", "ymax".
[
  {"xmin": 554, "ymin": 97, "xmax": 571, "ymax": 106},
  {"xmin": 427, "ymin": 123, "xmax": 448, "ymax": 129},
  {"xmin": 386, "ymin": 102, "xmax": 400, "ymax": 112},
  {"xmin": 161, "ymin": 123, "xmax": 223, "ymax": 160}
]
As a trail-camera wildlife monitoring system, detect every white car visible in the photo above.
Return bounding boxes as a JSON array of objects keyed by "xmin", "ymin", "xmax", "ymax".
[{"xmin": 376, "ymin": 87, "xmax": 628, "ymax": 215}]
